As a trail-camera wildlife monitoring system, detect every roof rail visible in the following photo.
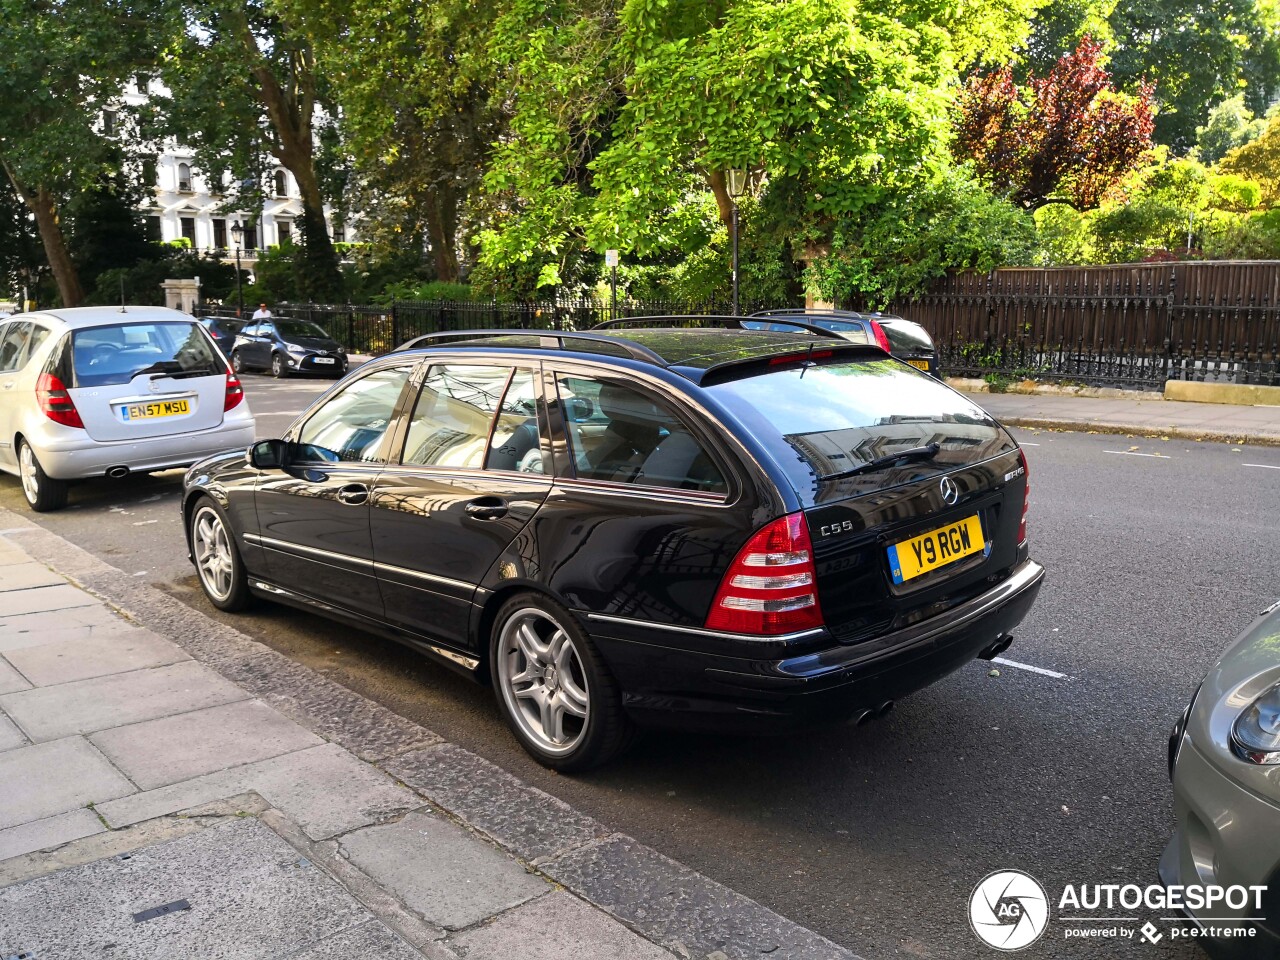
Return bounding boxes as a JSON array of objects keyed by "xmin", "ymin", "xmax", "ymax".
[
  {"xmin": 750, "ymin": 307, "xmax": 871, "ymax": 321},
  {"xmin": 592, "ymin": 315, "xmax": 844, "ymax": 340},
  {"xmin": 393, "ymin": 328, "xmax": 668, "ymax": 365}
]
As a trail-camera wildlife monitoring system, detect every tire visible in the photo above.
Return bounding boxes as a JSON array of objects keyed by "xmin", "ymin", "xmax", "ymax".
[
  {"xmin": 270, "ymin": 352, "xmax": 288, "ymax": 378},
  {"xmin": 490, "ymin": 592, "xmax": 634, "ymax": 771},
  {"xmin": 17, "ymin": 440, "xmax": 69, "ymax": 512},
  {"xmin": 231, "ymin": 350, "xmax": 246, "ymax": 374},
  {"xmin": 189, "ymin": 498, "xmax": 251, "ymax": 611}
]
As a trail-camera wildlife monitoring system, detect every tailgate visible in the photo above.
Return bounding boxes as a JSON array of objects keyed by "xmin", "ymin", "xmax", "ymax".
[
  {"xmin": 70, "ymin": 374, "xmax": 227, "ymax": 442},
  {"xmin": 805, "ymin": 450, "xmax": 1026, "ymax": 643}
]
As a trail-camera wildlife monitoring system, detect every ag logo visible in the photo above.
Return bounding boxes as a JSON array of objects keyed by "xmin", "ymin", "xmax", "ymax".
[{"xmin": 969, "ymin": 869, "xmax": 1050, "ymax": 951}]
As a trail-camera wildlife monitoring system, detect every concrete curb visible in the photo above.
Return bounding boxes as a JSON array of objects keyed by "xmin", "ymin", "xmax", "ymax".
[
  {"xmin": 992, "ymin": 416, "xmax": 1280, "ymax": 447},
  {"xmin": 0, "ymin": 507, "xmax": 859, "ymax": 960}
]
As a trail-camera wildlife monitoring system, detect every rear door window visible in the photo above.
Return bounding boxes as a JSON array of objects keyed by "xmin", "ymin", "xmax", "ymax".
[
  {"xmin": 708, "ymin": 357, "xmax": 1013, "ymax": 502},
  {"xmin": 0, "ymin": 322, "xmax": 30, "ymax": 372},
  {"xmin": 555, "ymin": 375, "xmax": 726, "ymax": 494},
  {"xmin": 71, "ymin": 322, "xmax": 223, "ymax": 387},
  {"xmin": 400, "ymin": 364, "xmax": 517, "ymax": 470}
]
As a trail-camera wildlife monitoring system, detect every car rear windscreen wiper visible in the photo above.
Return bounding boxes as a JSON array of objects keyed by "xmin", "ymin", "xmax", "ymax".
[{"xmin": 819, "ymin": 442, "xmax": 941, "ymax": 481}]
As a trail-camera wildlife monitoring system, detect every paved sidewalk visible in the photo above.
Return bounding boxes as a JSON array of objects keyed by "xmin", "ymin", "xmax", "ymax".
[
  {"xmin": 954, "ymin": 388, "xmax": 1280, "ymax": 446},
  {"xmin": 0, "ymin": 521, "xmax": 856, "ymax": 960}
]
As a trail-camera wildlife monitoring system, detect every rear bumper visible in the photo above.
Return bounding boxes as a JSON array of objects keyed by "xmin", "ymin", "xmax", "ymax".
[
  {"xmin": 30, "ymin": 418, "xmax": 256, "ymax": 479},
  {"xmin": 587, "ymin": 559, "xmax": 1045, "ymax": 733}
]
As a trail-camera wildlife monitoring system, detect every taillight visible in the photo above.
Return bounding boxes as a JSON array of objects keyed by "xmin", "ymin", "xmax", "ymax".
[
  {"xmin": 224, "ymin": 368, "xmax": 244, "ymax": 411},
  {"xmin": 706, "ymin": 513, "xmax": 824, "ymax": 635},
  {"xmin": 1017, "ymin": 450, "xmax": 1030, "ymax": 546},
  {"xmin": 36, "ymin": 373, "xmax": 84, "ymax": 428},
  {"xmin": 869, "ymin": 320, "xmax": 892, "ymax": 353}
]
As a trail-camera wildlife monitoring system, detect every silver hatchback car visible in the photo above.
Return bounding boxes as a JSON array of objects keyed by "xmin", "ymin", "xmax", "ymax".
[
  {"xmin": 0, "ymin": 306, "xmax": 255, "ymax": 511},
  {"xmin": 1164, "ymin": 598, "xmax": 1280, "ymax": 956}
]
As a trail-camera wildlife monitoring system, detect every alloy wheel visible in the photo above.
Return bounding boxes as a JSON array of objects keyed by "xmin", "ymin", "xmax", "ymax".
[
  {"xmin": 497, "ymin": 608, "xmax": 591, "ymax": 755},
  {"xmin": 192, "ymin": 505, "xmax": 234, "ymax": 601},
  {"xmin": 18, "ymin": 443, "xmax": 38, "ymax": 504}
]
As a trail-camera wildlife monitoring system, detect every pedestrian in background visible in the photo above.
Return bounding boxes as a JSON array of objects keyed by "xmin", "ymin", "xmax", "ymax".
[{"xmin": 252, "ymin": 302, "xmax": 272, "ymax": 320}]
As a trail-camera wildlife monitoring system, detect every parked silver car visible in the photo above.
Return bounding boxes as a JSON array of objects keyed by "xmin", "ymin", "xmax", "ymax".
[
  {"xmin": 0, "ymin": 306, "xmax": 255, "ymax": 511},
  {"xmin": 1163, "ymin": 598, "xmax": 1280, "ymax": 956}
]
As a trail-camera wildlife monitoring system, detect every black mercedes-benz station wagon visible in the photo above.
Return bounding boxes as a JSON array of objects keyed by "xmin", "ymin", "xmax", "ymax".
[{"xmin": 183, "ymin": 319, "xmax": 1044, "ymax": 770}]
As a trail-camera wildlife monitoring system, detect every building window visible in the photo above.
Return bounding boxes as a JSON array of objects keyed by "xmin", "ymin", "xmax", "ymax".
[
  {"xmin": 180, "ymin": 217, "xmax": 196, "ymax": 246},
  {"xmin": 213, "ymin": 219, "xmax": 227, "ymax": 250},
  {"xmin": 333, "ymin": 222, "xmax": 345, "ymax": 243},
  {"xmin": 273, "ymin": 170, "xmax": 287, "ymax": 197},
  {"xmin": 177, "ymin": 163, "xmax": 192, "ymax": 193},
  {"xmin": 142, "ymin": 158, "xmax": 157, "ymax": 187},
  {"xmin": 277, "ymin": 221, "xmax": 292, "ymax": 246},
  {"xmin": 101, "ymin": 110, "xmax": 117, "ymax": 137},
  {"xmin": 243, "ymin": 223, "xmax": 258, "ymax": 251},
  {"xmin": 145, "ymin": 216, "xmax": 162, "ymax": 242}
]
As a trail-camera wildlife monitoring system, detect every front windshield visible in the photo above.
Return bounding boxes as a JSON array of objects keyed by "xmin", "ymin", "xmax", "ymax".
[{"xmin": 276, "ymin": 320, "xmax": 330, "ymax": 339}]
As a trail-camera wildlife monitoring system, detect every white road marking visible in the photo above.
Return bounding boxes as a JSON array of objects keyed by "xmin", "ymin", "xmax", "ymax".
[
  {"xmin": 1243, "ymin": 463, "xmax": 1280, "ymax": 470},
  {"xmin": 1103, "ymin": 450, "xmax": 1171, "ymax": 459},
  {"xmin": 1018, "ymin": 442, "xmax": 1041, "ymax": 446},
  {"xmin": 992, "ymin": 656, "xmax": 1069, "ymax": 680}
]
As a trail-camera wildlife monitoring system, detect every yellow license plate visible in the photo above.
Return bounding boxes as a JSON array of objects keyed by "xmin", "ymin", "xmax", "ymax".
[
  {"xmin": 122, "ymin": 398, "xmax": 190, "ymax": 421},
  {"xmin": 887, "ymin": 514, "xmax": 985, "ymax": 585},
  {"xmin": 907, "ymin": 359, "xmax": 930, "ymax": 371}
]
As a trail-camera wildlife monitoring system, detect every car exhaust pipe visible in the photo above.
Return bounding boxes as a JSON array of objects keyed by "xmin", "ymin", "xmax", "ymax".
[
  {"xmin": 876, "ymin": 700, "xmax": 894, "ymax": 718},
  {"xmin": 851, "ymin": 709, "xmax": 874, "ymax": 727},
  {"xmin": 106, "ymin": 465, "xmax": 130, "ymax": 479},
  {"xmin": 977, "ymin": 635, "xmax": 1013, "ymax": 661}
]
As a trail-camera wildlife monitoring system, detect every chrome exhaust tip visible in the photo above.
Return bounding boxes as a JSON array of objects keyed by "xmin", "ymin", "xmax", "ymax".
[
  {"xmin": 875, "ymin": 700, "xmax": 894, "ymax": 718},
  {"xmin": 106, "ymin": 465, "xmax": 130, "ymax": 479},
  {"xmin": 852, "ymin": 709, "xmax": 874, "ymax": 727},
  {"xmin": 977, "ymin": 635, "xmax": 1013, "ymax": 660}
]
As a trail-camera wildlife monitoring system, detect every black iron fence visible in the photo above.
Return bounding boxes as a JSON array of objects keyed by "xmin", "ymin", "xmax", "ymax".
[
  {"xmin": 879, "ymin": 262, "xmax": 1280, "ymax": 389},
  {"xmin": 196, "ymin": 261, "xmax": 1280, "ymax": 389}
]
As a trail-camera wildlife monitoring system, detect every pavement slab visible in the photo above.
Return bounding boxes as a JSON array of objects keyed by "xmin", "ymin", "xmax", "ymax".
[
  {"xmin": 2, "ymin": 627, "xmax": 188, "ymax": 687},
  {"xmin": 89, "ymin": 699, "xmax": 323, "ymax": 790},
  {"xmin": 0, "ymin": 713, "xmax": 26, "ymax": 751},
  {"xmin": 0, "ymin": 657, "xmax": 30, "ymax": 694},
  {"xmin": 0, "ymin": 738, "xmax": 134, "ymax": 830},
  {"xmin": 542, "ymin": 835, "xmax": 859, "ymax": 960},
  {"xmin": 338, "ymin": 812, "xmax": 549, "ymax": 930},
  {"xmin": 386, "ymin": 744, "xmax": 610, "ymax": 862},
  {"xmin": 0, "ymin": 582, "xmax": 98, "ymax": 617},
  {"xmin": 97, "ymin": 742, "xmax": 418, "ymax": 841},
  {"xmin": 0, "ymin": 562, "xmax": 65, "ymax": 592},
  {"xmin": 0, "ymin": 809, "xmax": 105, "ymax": 862},
  {"xmin": 451, "ymin": 890, "xmax": 674, "ymax": 960},
  {"xmin": 286, "ymin": 920, "xmax": 425, "ymax": 960},
  {"xmin": 0, "ymin": 606, "xmax": 137, "ymax": 652},
  {"xmin": 0, "ymin": 818, "xmax": 380, "ymax": 960},
  {"xmin": 0, "ymin": 659, "xmax": 246, "ymax": 743}
]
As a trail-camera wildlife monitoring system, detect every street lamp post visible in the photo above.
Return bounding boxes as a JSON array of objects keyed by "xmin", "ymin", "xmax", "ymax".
[
  {"xmin": 727, "ymin": 169, "xmax": 747, "ymax": 315},
  {"xmin": 229, "ymin": 221, "xmax": 245, "ymax": 318}
]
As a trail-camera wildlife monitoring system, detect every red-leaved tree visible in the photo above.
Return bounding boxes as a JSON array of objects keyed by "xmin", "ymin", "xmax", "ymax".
[{"xmin": 954, "ymin": 37, "xmax": 1156, "ymax": 211}]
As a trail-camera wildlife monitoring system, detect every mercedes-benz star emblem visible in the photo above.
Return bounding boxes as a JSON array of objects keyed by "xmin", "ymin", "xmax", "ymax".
[{"xmin": 939, "ymin": 476, "xmax": 959, "ymax": 505}]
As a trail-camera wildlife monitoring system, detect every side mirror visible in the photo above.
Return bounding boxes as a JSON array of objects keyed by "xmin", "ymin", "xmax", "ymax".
[{"xmin": 249, "ymin": 438, "xmax": 288, "ymax": 471}]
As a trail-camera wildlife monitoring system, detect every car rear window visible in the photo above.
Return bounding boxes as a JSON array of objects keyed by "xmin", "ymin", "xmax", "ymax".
[
  {"xmin": 276, "ymin": 320, "xmax": 330, "ymax": 339},
  {"xmin": 877, "ymin": 319, "xmax": 934, "ymax": 353},
  {"xmin": 72, "ymin": 322, "xmax": 223, "ymax": 387},
  {"xmin": 708, "ymin": 357, "xmax": 1013, "ymax": 502}
]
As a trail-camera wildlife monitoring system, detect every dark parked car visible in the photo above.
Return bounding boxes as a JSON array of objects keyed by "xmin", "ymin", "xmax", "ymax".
[
  {"xmin": 750, "ymin": 308, "xmax": 940, "ymax": 377},
  {"xmin": 230, "ymin": 318, "xmax": 348, "ymax": 378},
  {"xmin": 183, "ymin": 319, "xmax": 1043, "ymax": 770},
  {"xmin": 201, "ymin": 317, "xmax": 245, "ymax": 358}
]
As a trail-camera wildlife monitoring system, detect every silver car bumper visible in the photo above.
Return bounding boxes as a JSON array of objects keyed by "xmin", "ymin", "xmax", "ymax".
[{"xmin": 32, "ymin": 420, "xmax": 256, "ymax": 479}]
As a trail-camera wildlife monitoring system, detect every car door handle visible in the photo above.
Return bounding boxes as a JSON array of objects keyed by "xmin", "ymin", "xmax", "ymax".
[
  {"xmin": 464, "ymin": 497, "xmax": 508, "ymax": 520},
  {"xmin": 336, "ymin": 483, "xmax": 369, "ymax": 506}
]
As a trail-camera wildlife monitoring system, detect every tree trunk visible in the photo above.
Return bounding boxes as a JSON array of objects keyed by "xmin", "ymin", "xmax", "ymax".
[
  {"xmin": 707, "ymin": 170, "xmax": 733, "ymax": 231},
  {"xmin": 425, "ymin": 187, "xmax": 460, "ymax": 283},
  {"xmin": 5, "ymin": 166, "xmax": 83, "ymax": 307}
]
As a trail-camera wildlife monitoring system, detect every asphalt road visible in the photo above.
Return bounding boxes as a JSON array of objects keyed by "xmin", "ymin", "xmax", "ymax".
[{"xmin": 3, "ymin": 373, "xmax": 1278, "ymax": 960}]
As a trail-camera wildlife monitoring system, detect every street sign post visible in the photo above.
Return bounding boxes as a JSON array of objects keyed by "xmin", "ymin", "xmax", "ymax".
[{"xmin": 605, "ymin": 250, "xmax": 620, "ymax": 320}]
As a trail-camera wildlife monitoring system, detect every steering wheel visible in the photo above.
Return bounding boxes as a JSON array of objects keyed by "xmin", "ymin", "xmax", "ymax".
[{"xmin": 88, "ymin": 343, "xmax": 122, "ymax": 365}]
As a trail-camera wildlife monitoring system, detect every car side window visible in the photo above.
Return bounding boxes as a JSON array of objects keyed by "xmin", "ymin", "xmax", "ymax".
[
  {"xmin": 259, "ymin": 323, "xmax": 276, "ymax": 338},
  {"xmin": 0, "ymin": 322, "xmax": 28, "ymax": 372},
  {"xmin": 296, "ymin": 365, "xmax": 411, "ymax": 464},
  {"xmin": 401, "ymin": 364, "xmax": 524, "ymax": 470},
  {"xmin": 555, "ymin": 375, "xmax": 727, "ymax": 494}
]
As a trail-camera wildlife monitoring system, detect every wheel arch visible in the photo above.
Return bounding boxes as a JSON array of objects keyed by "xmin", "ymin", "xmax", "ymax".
[{"xmin": 472, "ymin": 580, "xmax": 585, "ymax": 687}]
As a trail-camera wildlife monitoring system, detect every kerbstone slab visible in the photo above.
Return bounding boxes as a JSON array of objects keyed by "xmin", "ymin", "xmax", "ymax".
[
  {"xmin": 89, "ymin": 699, "xmax": 323, "ymax": 790},
  {"xmin": 0, "ymin": 659, "xmax": 246, "ymax": 742},
  {"xmin": 4, "ymin": 628, "xmax": 187, "ymax": 686},
  {"xmin": 451, "ymin": 891, "xmax": 674, "ymax": 960},
  {"xmin": 98, "ymin": 742, "xmax": 417, "ymax": 841},
  {"xmin": 339, "ymin": 812, "xmax": 548, "ymax": 930},
  {"xmin": 0, "ymin": 818, "xmax": 375, "ymax": 960},
  {"xmin": 0, "ymin": 738, "xmax": 134, "ymax": 830}
]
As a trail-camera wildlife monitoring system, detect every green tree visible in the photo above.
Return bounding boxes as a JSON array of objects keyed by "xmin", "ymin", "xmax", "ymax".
[
  {"xmin": 0, "ymin": 0, "xmax": 157, "ymax": 306},
  {"xmin": 1195, "ymin": 95, "xmax": 1268, "ymax": 164},
  {"xmin": 156, "ymin": 0, "xmax": 344, "ymax": 301},
  {"xmin": 1218, "ymin": 112, "xmax": 1280, "ymax": 206},
  {"xmin": 1108, "ymin": 0, "xmax": 1280, "ymax": 151}
]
